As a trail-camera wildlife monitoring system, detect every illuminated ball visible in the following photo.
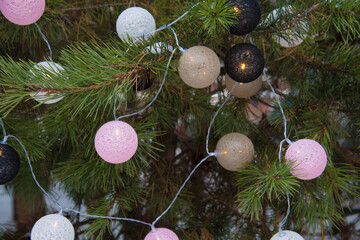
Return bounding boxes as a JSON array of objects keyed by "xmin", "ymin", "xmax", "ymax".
[
  {"xmin": 132, "ymin": 70, "xmax": 154, "ymax": 91},
  {"xmin": 229, "ymin": 0, "xmax": 261, "ymax": 35},
  {"xmin": 144, "ymin": 228, "xmax": 179, "ymax": 240},
  {"xmin": 285, "ymin": 139, "xmax": 327, "ymax": 180},
  {"xmin": 0, "ymin": 0, "xmax": 45, "ymax": 25},
  {"xmin": 31, "ymin": 214, "xmax": 75, "ymax": 240},
  {"xmin": 0, "ymin": 143, "xmax": 20, "ymax": 185},
  {"xmin": 178, "ymin": 46, "xmax": 220, "ymax": 88},
  {"xmin": 264, "ymin": 6, "xmax": 308, "ymax": 48},
  {"xmin": 215, "ymin": 133, "xmax": 254, "ymax": 171},
  {"xmin": 94, "ymin": 121, "xmax": 138, "ymax": 164},
  {"xmin": 225, "ymin": 74, "xmax": 262, "ymax": 98},
  {"xmin": 30, "ymin": 61, "xmax": 65, "ymax": 104},
  {"xmin": 224, "ymin": 43, "xmax": 265, "ymax": 83},
  {"xmin": 116, "ymin": 7, "xmax": 156, "ymax": 43},
  {"xmin": 270, "ymin": 230, "xmax": 304, "ymax": 240}
]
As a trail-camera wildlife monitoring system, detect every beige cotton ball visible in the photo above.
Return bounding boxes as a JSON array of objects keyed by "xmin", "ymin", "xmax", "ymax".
[
  {"xmin": 215, "ymin": 133, "xmax": 254, "ymax": 171},
  {"xmin": 225, "ymin": 74, "xmax": 263, "ymax": 98},
  {"xmin": 178, "ymin": 46, "xmax": 220, "ymax": 88}
]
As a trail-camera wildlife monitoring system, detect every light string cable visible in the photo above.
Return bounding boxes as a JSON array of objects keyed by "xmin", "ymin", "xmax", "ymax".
[
  {"xmin": 152, "ymin": 82, "xmax": 237, "ymax": 229},
  {"xmin": 115, "ymin": 1, "xmax": 201, "ymax": 120},
  {"xmin": 5, "ymin": 131, "xmax": 153, "ymax": 227},
  {"xmin": 34, "ymin": 22, "xmax": 53, "ymax": 60},
  {"xmin": 0, "ymin": 118, "xmax": 7, "ymax": 143},
  {"xmin": 262, "ymin": 69, "xmax": 292, "ymax": 231},
  {"xmin": 206, "ymin": 83, "xmax": 237, "ymax": 155}
]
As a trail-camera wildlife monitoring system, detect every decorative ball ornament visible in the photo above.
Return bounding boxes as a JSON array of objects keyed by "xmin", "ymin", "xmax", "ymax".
[
  {"xmin": 30, "ymin": 61, "xmax": 65, "ymax": 104},
  {"xmin": 229, "ymin": 0, "xmax": 261, "ymax": 35},
  {"xmin": 264, "ymin": 6, "xmax": 308, "ymax": 48},
  {"xmin": 144, "ymin": 228, "xmax": 179, "ymax": 240},
  {"xmin": 270, "ymin": 230, "xmax": 305, "ymax": 240},
  {"xmin": 31, "ymin": 214, "xmax": 75, "ymax": 240},
  {"xmin": 94, "ymin": 121, "xmax": 138, "ymax": 164},
  {"xmin": 116, "ymin": 7, "xmax": 156, "ymax": 43},
  {"xmin": 225, "ymin": 73, "xmax": 262, "ymax": 98},
  {"xmin": 224, "ymin": 43, "xmax": 265, "ymax": 83},
  {"xmin": 178, "ymin": 46, "xmax": 220, "ymax": 88},
  {"xmin": 0, "ymin": 143, "xmax": 20, "ymax": 185},
  {"xmin": 285, "ymin": 139, "xmax": 327, "ymax": 180},
  {"xmin": 0, "ymin": 0, "xmax": 45, "ymax": 25},
  {"xmin": 215, "ymin": 133, "xmax": 254, "ymax": 171},
  {"xmin": 132, "ymin": 71, "xmax": 154, "ymax": 91}
]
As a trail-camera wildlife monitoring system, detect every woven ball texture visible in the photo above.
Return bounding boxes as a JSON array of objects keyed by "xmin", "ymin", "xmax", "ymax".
[
  {"xmin": 0, "ymin": 0, "xmax": 45, "ymax": 25},
  {"xmin": 0, "ymin": 143, "xmax": 20, "ymax": 185},
  {"xmin": 229, "ymin": 0, "xmax": 261, "ymax": 35},
  {"xmin": 224, "ymin": 43, "xmax": 264, "ymax": 83}
]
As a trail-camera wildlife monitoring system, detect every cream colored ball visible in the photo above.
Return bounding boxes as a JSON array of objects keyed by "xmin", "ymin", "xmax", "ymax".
[
  {"xmin": 225, "ymin": 74, "xmax": 262, "ymax": 98},
  {"xmin": 178, "ymin": 46, "xmax": 220, "ymax": 88},
  {"xmin": 215, "ymin": 133, "xmax": 254, "ymax": 171}
]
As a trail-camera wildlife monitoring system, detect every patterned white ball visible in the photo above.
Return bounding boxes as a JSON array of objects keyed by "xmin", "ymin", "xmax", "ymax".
[
  {"xmin": 116, "ymin": 7, "xmax": 156, "ymax": 42},
  {"xmin": 30, "ymin": 61, "xmax": 65, "ymax": 104},
  {"xmin": 270, "ymin": 230, "xmax": 304, "ymax": 240},
  {"xmin": 31, "ymin": 214, "xmax": 75, "ymax": 240}
]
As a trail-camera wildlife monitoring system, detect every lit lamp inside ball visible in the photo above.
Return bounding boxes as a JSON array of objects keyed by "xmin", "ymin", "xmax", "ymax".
[
  {"xmin": 94, "ymin": 121, "xmax": 138, "ymax": 164},
  {"xmin": 215, "ymin": 133, "xmax": 254, "ymax": 171},
  {"xmin": 178, "ymin": 46, "xmax": 220, "ymax": 89},
  {"xmin": 285, "ymin": 139, "xmax": 327, "ymax": 180},
  {"xmin": 144, "ymin": 228, "xmax": 179, "ymax": 240},
  {"xmin": 31, "ymin": 214, "xmax": 75, "ymax": 240},
  {"xmin": 225, "ymin": 43, "xmax": 265, "ymax": 83}
]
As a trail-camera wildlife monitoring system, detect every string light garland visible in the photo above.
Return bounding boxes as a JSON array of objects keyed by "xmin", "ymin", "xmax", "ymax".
[{"xmin": 0, "ymin": 0, "xmax": 328, "ymax": 239}]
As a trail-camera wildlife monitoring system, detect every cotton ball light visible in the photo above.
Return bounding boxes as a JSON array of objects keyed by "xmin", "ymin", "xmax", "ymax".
[
  {"xmin": 94, "ymin": 121, "xmax": 138, "ymax": 164},
  {"xmin": 116, "ymin": 7, "xmax": 156, "ymax": 43},
  {"xmin": 285, "ymin": 139, "xmax": 327, "ymax": 180},
  {"xmin": 30, "ymin": 61, "xmax": 65, "ymax": 104},
  {"xmin": 31, "ymin": 214, "xmax": 75, "ymax": 240},
  {"xmin": 146, "ymin": 42, "xmax": 174, "ymax": 54},
  {"xmin": 0, "ymin": 0, "xmax": 45, "ymax": 25},
  {"xmin": 225, "ymin": 74, "xmax": 262, "ymax": 98},
  {"xmin": 264, "ymin": 6, "xmax": 308, "ymax": 48},
  {"xmin": 229, "ymin": 0, "xmax": 261, "ymax": 35},
  {"xmin": 144, "ymin": 228, "xmax": 179, "ymax": 240},
  {"xmin": 178, "ymin": 46, "xmax": 220, "ymax": 88},
  {"xmin": 215, "ymin": 133, "xmax": 254, "ymax": 171},
  {"xmin": 0, "ymin": 143, "xmax": 20, "ymax": 185},
  {"xmin": 270, "ymin": 230, "xmax": 304, "ymax": 240},
  {"xmin": 225, "ymin": 43, "xmax": 265, "ymax": 83}
]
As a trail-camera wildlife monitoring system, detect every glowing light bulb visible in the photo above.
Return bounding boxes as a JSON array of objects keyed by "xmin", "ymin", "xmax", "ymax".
[{"xmin": 241, "ymin": 63, "xmax": 246, "ymax": 70}]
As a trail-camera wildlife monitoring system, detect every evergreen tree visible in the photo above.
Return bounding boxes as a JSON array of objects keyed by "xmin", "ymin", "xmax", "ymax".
[{"xmin": 0, "ymin": 0, "xmax": 359, "ymax": 239}]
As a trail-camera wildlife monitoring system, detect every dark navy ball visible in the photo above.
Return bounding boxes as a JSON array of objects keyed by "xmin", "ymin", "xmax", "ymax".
[
  {"xmin": 0, "ymin": 143, "xmax": 20, "ymax": 185},
  {"xmin": 229, "ymin": 0, "xmax": 261, "ymax": 35},
  {"xmin": 132, "ymin": 71, "xmax": 154, "ymax": 91},
  {"xmin": 224, "ymin": 43, "xmax": 264, "ymax": 83}
]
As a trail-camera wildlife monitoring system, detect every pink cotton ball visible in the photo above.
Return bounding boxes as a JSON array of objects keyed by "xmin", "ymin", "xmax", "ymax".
[
  {"xmin": 144, "ymin": 228, "xmax": 179, "ymax": 240},
  {"xmin": 0, "ymin": 0, "xmax": 45, "ymax": 25},
  {"xmin": 285, "ymin": 139, "xmax": 327, "ymax": 180},
  {"xmin": 94, "ymin": 121, "xmax": 138, "ymax": 164}
]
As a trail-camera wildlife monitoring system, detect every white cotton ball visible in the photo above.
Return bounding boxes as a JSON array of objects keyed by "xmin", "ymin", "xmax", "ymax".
[
  {"xmin": 31, "ymin": 214, "xmax": 75, "ymax": 240},
  {"xmin": 30, "ymin": 61, "xmax": 65, "ymax": 104},
  {"xmin": 146, "ymin": 42, "xmax": 174, "ymax": 54},
  {"xmin": 263, "ymin": 6, "xmax": 309, "ymax": 48},
  {"xmin": 116, "ymin": 7, "xmax": 156, "ymax": 43},
  {"xmin": 270, "ymin": 230, "xmax": 305, "ymax": 240}
]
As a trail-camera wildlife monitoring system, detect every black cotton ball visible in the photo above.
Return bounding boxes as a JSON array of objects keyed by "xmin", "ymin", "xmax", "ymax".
[
  {"xmin": 132, "ymin": 71, "xmax": 154, "ymax": 91},
  {"xmin": 229, "ymin": 0, "xmax": 261, "ymax": 35},
  {"xmin": 224, "ymin": 43, "xmax": 265, "ymax": 83},
  {"xmin": 0, "ymin": 143, "xmax": 20, "ymax": 185}
]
